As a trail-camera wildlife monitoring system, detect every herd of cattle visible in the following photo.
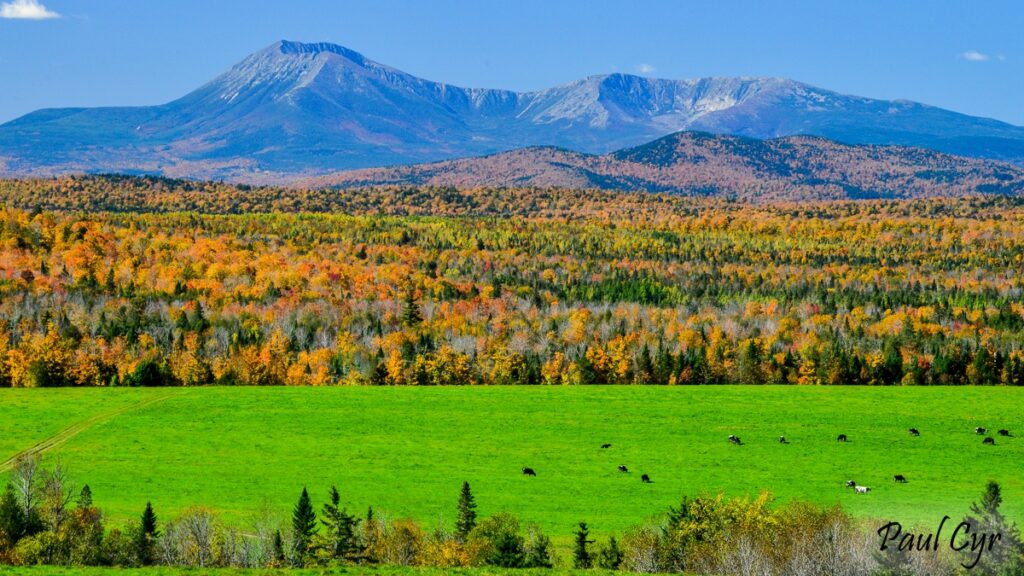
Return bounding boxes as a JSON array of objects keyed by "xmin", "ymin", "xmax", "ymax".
[{"xmin": 519, "ymin": 426, "xmax": 1013, "ymax": 495}]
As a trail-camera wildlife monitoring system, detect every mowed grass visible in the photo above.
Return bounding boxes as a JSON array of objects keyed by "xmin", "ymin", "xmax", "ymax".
[{"xmin": 1, "ymin": 386, "xmax": 1021, "ymax": 542}]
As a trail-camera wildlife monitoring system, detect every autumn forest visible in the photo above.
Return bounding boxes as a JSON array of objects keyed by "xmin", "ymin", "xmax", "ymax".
[{"xmin": 2, "ymin": 175, "xmax": 1024, "ymax": 389}]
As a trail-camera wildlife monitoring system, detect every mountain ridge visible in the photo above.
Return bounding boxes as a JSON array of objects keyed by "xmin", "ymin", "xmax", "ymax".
[
  {"xmin": 298, "ymin": 130, "xmax": 1024, "ymax": 202},
  {"xmin": 2, "ymin": 40, "xmax": 1024, "ymax": 181}
]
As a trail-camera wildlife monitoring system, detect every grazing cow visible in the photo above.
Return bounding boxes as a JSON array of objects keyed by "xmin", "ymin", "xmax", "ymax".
[
  {"xmin": 522, "ymin": 467, "xmax": 537, "ymax": 476},
  {"xmin": 641, "ymin": 474, "xmax": 651, "ymax": 483},
  {"xmin": 855, "ymin": 486, "xmax": 871, "ymax": 494},
  {"xmin": 983, "ymin": 437, "xmax": 995, "ymax": 445},
  {"xmin": 779, "ymin": 436, "xmax": 788, "ymax": 444},
  {"xmin": 998, "ymin": 429, "xmax": 1011, "ymax": 437},
  {"xmin": 837, "ymin": 434, "xmax": 848, "ymax": 442},
  {"xmin": 975, "ymin": 427, "xmax": 987, "ymax": 435},
  {"xmin": 894, "ymin": 474, "xmax": 907, "ymax": 483},
  {"xmin": 601, "ymin": 443, "xmax": 612, "ymax": 449},
  {"xmin": 728, "ymin": 435, "xmax": 742, "ymax": 445},
  {"xmin": 845, "ymin": 480, "xmax": 856, "ymax": 488},
  {"xmin": 618, "ymin": 465, "xmax": 629, "ymax": 473},
  {"xmin": 908, "ymin": 428, "xmax": 920, "ymax": 436}
]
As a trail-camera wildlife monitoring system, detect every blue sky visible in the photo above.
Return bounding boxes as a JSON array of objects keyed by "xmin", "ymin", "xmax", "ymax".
[{"xmin": 0, "ymin": 0, "xmax": 1021, "ymax": 124}]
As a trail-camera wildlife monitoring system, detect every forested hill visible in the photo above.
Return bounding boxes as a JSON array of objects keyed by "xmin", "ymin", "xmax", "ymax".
[{"xmin": 301, "ymin": 132, "xmax": 1024, "ymax": 201}]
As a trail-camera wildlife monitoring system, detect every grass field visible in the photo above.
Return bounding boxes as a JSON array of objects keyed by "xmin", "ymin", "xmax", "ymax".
[{"xmin": 1, "ymin": 386, "xmax": 1021, "ymax": 544}]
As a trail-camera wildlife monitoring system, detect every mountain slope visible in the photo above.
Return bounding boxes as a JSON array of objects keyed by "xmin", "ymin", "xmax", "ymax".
[
  {"xmin": 300, "ymin": 131, "xmax": 1024, "ymax": 202},
  {"xmin": 2, "ymin": 40, "xmax": 1024, "ymax": 181}
]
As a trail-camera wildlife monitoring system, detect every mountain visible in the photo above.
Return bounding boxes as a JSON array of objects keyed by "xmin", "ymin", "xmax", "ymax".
[
  {"xmin": 2, "ymin": 40, "xmax": 1024, "ymax": 181},
  {"xmin": 300, "ymin": 131, "xmax": 1024, "ymax": 202}
]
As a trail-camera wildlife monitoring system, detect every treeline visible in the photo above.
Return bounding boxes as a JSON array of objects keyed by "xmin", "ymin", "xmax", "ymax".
[
  {"xmin": 3, "ymin": 174, "xmax": 1024, "ymax": 218},
  {"xmin": 3, "ymin": 183, "xmax": 1024, "ymax": 387},
  {"xmin": 2, "ymin": 457, "xmax": 1021, "ymax": 575}
]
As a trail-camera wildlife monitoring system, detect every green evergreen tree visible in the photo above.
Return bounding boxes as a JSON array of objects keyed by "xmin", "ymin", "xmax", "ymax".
[
  {"xmin": 78, "ymin": 485, "xmax": 93, "ymax": 509},
  {"xmin": 0, "ymin": 483, "xmax": 25, "ymax": 549},
  {"xmin": 455, "ymin": 481, "xmax": 477, "ymax": 542},
  {"xmin": 597, "ymin": 535, "xmax": 624, "ymax": 569},
  {"xmin": 736, "ymin": 340, "xmax": 763, "ymax": 384},
  {"xmin": 524, "ymin": 525, "xmax": 553, "ymax": 568},
  {"xmin": 291, "ymin": 487, "xmax": 318, "ymax": 562},
  {"xmin": 401, "ymin": 289, "xmax": 423, "ymax": 327},
  {"xmin": 137, "ymin": 501, "xmax": 158, "ymax": 565},
  {"xmin": 970, "ymin": 347, "xmax": 996, "ymax": 386},
  {"xmin": 635, "ymin": 343, "xmax": 654, "ymax": 384},
  {"xmin": 271, "ymin": 529, "xmax": 285, "ymax": 564},
  {"xmin": 573, "ymin": 522, "xmax": 593, "ymax": 569},
  {"xmin": 321, "ymin": 485, "xmax": 360, "ymax": 560},
  {"xmin": 961, "ymin": 481, "xmax": 1023, "ymax": 573}
]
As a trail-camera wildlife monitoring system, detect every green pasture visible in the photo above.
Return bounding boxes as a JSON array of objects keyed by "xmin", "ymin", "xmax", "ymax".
[{"xmin": 1, "ymin": 386, "xmax": 1021, "ymax": 542}]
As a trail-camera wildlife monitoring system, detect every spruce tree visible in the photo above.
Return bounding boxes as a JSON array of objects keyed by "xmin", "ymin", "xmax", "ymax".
[
  {"xmin": 138, "ymin": 501, "xmax": 158, "ymax": 565},
  {"xmin": 0, "ymin": 483, "xmax": 25, "ymax": 547},
  {"xmin": 962, "ymin": 481, "xmax": 1023, "ymax": 571},
  {"xmin": 78, "ymin": 485, "xmax": 93, "ymax": 509},
  {"xmin": 291, "ymin": 487, "xmax": 318, "ymax": 560},
  {"xmin": 401, "ymin": 289, "xmax": 423, "ymax": 327},
  {"xmin": 524, "ymin": 526, "xmax": 553, "ymax": 568},
  {"xmin": 635, "ymin": 343, "xmax": 654, "ymax": 383},
  {"xmin": 271, "ymin": 529, "xmax": 285, "ymax": 564},
  {"xmin": 573, "ymin": 521, "xmax": 593, "ymax": 569},
  {"xmin": 321, "ymin": 485, "xmax": 360, "ymax": 560},
  {"xmin": 455, "ymin": 481, "xmax": 477, "ymax": 542}
]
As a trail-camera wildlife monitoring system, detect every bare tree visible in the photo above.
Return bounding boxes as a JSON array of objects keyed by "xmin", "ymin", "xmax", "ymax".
[
  {"xmin": 12, "ymin": 453, "xmax": 41, "ymax": 520},
  {"xmin": 40, "ymin": 459, "xmax": 75, "ymax": 534}
]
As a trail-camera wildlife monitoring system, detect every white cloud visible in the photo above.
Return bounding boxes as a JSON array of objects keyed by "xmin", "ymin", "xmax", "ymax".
[
  {"xmin": 635, "ymin": 63, "xmax": 656, "ymax": 75},
  {"xmin": 0, "ymin": 0, "xmax": 60, "ymax": 19},
  {"xmin": 961, "ymin": 50, "xmax": 990, "ymax": 62}
]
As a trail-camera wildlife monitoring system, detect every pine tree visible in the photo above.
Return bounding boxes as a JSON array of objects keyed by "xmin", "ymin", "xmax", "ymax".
[
  {"xmin": 962, "ymin": 481, "xmax": 1023, "ymax": 572},
  {"xmin": 78, "ymin": 485, "xmax": 93, "ymax": 509},
  {"xmin": 291, "ymin": 487, "xmax": 318, "ymax": 561},
  {"xmin": 401, "ymin": 289, "xmax": 423, "ymax": 327},
  {"xmin": 0, "ymin": 483, "xmax": 25, "ymax": 548},
  {"xmin": 524, "ymin": 525, "xmax": 553, "ymax": 568},
  {"xmin": 455, "ymin": 481, "xmax": 477, "ymax": 542},
  {"xmin": 138, "ymin": 501, "xmax": 158, "ymax": 565},
  {"xmin": 573, "ymin": 521, "xmax": 593, "ymax": 569},
  {"xmin": 321, "ymin": 485, "xmax": 360, "ymax": 560},
  {"xmin": 597, "ymin": 535, "xmax": 624, "ymax": 569},
  {"xmin": 635, "ymin": 343, "xmax": 654, "ymax": 384},
  {"xmin": 271, "ymin": 529, "xmax": 285, "ymax": 564}
]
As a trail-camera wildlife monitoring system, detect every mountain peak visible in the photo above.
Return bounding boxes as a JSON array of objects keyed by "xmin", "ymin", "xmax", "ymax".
[
  {"xmin": 3, "ymin": 40, "xmax": 1024, "ymax": 181},
  {"xmin": 273, "ymin": 40, "xmax": 368, "ymax": 64}
]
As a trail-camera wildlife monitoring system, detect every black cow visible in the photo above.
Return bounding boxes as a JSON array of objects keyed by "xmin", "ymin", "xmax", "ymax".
[
  {"xmin": 983, "ymin": 437, "xmax": 995, "ymax": 445},
  {"xmin": 908, "ymin": 428, "xmax": 920, "ymax": 436},
  {"xmin": 894, "ymin": 474, "xmax": 907, "ymax": 483},
  {"xmin": 617, "ymin": 465, "xmax": 629, "ymax": 473},
  {"xmin": 601, "ymin": 443, "xmax": 612, "ymax": 449},
  {"xmin": 845, "ymin": 480, "xmax": 856, "ymax": 488},
  {"xmin": 837, "ymin": 434, "xmax": 848, "ymax": 442},
  {"xmin": 728, "ymin": 435, "xmax": 742, "ymax": 445},
  {"xmin": 975, "ymin": 427, "xmax": 988, "ymax": 435},
  {"xmin": 778, "ymin": 436, "xmax": 789, "ymax": 444},
  {"xmin": 998, "ymin": 429, "xmax": 1011, "ymax": 437},
  {"xmin": 641, "ymin": 474, "xmax": 651, "ymax": 483},
  {"xmin": 522, "ymin": 467, "xmax": 537, "ymax": 476}
]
